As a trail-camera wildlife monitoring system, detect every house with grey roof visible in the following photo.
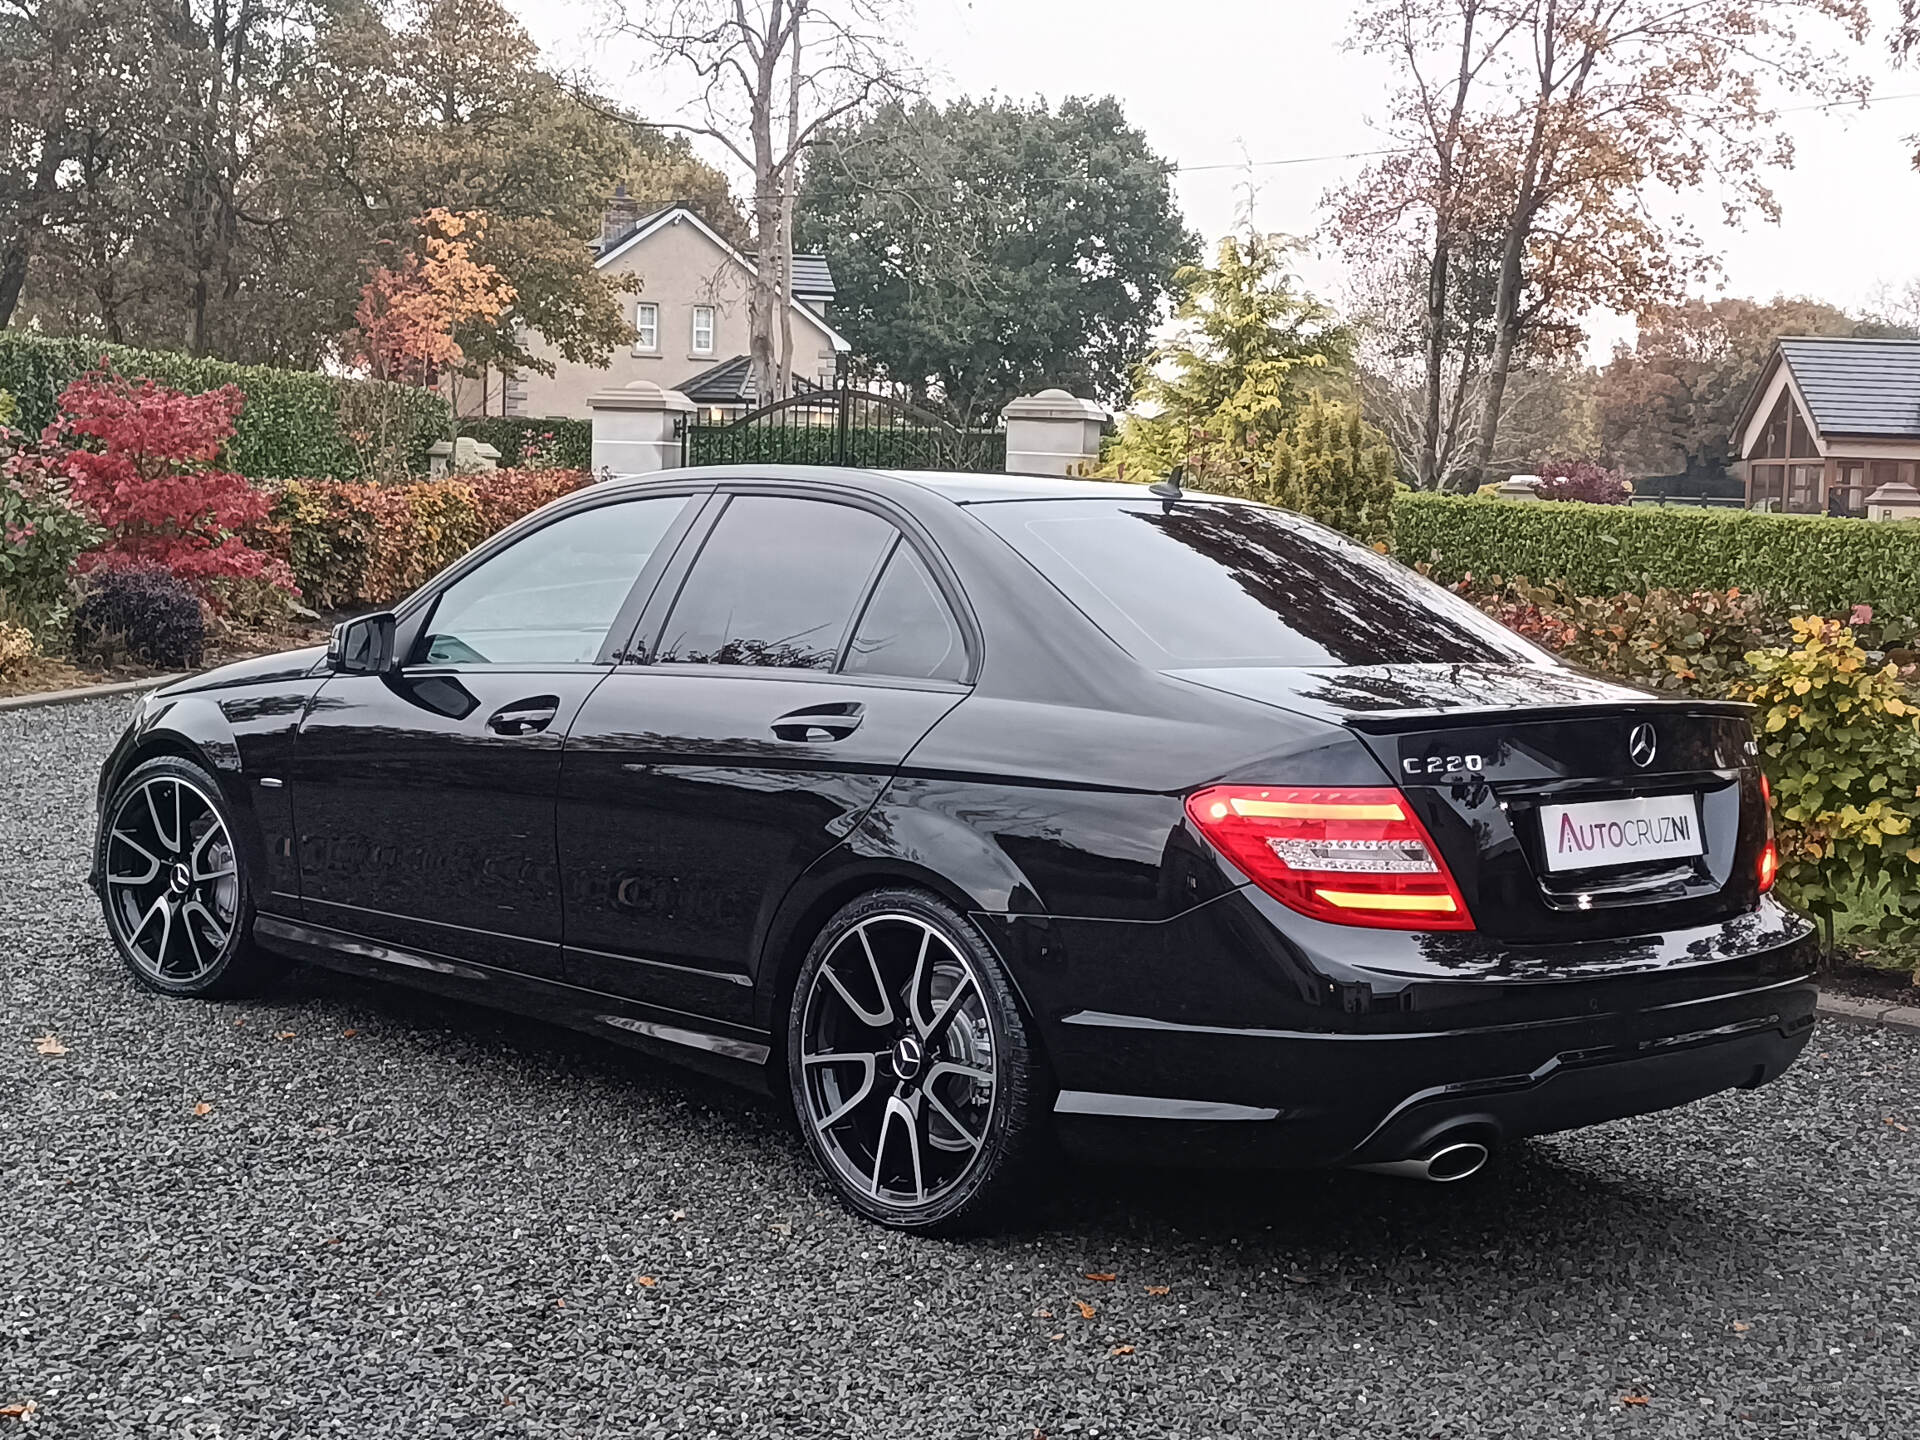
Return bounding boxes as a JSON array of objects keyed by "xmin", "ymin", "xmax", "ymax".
[
  {"xmin": 463, "ymin": 190, "xmax": 852, "ymax": 422},
  {"xmin": 1732, "ymin": 336, "xmax": 1920, "ymax": 516}
]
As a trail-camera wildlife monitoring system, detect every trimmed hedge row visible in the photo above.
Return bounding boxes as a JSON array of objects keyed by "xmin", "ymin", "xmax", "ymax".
[
  {"xmin": 1396, "ymin": 493, "xmax": 1920, "ymax": 616},
  {"xmin": 0, "ymin": 333, "xmax": 451, "ymax": 480},
  {"xmin": 457, "ymin": 416, "xmax": 594, "ymax": 471},
  {"xmin": 686, "ymin": 422, "xmax": 1005, "ymax": 472}
]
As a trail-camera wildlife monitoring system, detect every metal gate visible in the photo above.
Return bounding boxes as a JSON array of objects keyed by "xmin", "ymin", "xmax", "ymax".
[{"xmin": 678, "ymin": 384, "xmax": 1004, "ymax": 472}]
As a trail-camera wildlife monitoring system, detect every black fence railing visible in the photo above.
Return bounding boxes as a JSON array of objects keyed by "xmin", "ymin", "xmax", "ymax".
[{"xmin": 680, "ymin": 384, "xmax": 1004, "ymax": 472}]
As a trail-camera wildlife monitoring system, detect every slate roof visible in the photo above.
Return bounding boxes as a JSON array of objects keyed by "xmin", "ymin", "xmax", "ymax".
[
  {"xmin": 1775, "ymin": 337, "xmax": 1920, "ymax": 439},
  {"xmin": 745, "ymin": 252, "xmax": 837, "ymax": 301},
  {"xmin": 677, "ymin": 355, "xmax": 756, "ymax": 406},
  {"xmin": 593, "ymin": 205, "xmax": 677, "ymax": 259}
]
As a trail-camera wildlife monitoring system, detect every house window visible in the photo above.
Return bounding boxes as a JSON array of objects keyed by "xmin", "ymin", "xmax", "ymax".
[
  {"xmin": 691, "ymin": 305, "xmax": 715, "ymax": 356},
  {"xmin": 633, "ymin": 302, "xmax": 658, "ymax": 353},
  {"xmin": 1785, "ymin": 463, "xmax": 1822, "ymax": 514},
  {"xmin": 1833, "ymin": 462, "xmax": 1867, "ymax": 517}
]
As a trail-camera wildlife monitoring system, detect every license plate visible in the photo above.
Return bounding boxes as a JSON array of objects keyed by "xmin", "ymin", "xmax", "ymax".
[{"xmin": 1538, "ymin": 793, "xmax": 1703, "ymax": 872}]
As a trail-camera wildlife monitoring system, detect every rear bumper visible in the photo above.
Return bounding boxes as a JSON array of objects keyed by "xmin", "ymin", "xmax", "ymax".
[
  {"xmin": 1011, "ymin": 891, "xmax": 1820, "ymax": 1170},
  {"xmin": 1050, "ymin": 976, "xmax": 1814, "ymax": 1168}
]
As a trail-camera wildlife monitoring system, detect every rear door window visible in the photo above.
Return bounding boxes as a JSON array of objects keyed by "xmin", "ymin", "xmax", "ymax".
[
  {"xmin": 842, "ymin": 541, "xmax": 967, "ymax": 683},
  {"xmin": 655, "ymin": 495, "xmax": 895, "ymax": 670},
  {"xmin": 973, "ymin": 498, "xmax": 1544, "ymax": 667}
]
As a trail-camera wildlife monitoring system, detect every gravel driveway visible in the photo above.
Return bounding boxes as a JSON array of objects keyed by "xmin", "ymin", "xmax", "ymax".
[{"xmin": 5, "ymin": 694, "xmax": 1919, "ymax": 1439}]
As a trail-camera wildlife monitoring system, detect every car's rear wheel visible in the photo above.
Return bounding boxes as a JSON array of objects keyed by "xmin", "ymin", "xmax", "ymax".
[
  {"xmin": 97, "ymin": 756, "xmax": 275, "ymax": 998},
  {"xmin": 787, "ymin": 888, "xmax": 1046, "ymax": 1234}
]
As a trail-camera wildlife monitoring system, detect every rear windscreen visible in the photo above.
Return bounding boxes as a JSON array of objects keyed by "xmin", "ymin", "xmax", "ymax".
[{"xmin": 972, "ymin": 497, "xmax": 1547, "ymax": 668}]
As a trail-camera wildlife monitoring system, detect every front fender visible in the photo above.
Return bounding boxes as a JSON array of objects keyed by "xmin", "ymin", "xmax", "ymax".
[{"xmin": 93, "ymin": 678, "xmax": 323, "ymax": 911}]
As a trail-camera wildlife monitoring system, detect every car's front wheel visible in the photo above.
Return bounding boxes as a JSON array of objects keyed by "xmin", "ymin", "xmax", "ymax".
[
  {"xmin": 787, "ymin": 888, "xmax": 1047, "ymax": 1234},
  {"xmin": 96, "ymin": 755, "xmax": 275, "ymax": 998}
]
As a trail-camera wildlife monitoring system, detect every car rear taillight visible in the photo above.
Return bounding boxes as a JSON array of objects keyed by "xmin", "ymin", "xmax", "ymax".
[
  {"xmin": 1757, "ymin": 773, "xmax": 1778, "ymax": 893},
  {"xmin": 1185, "ymin": 785, "xmax": 1474, "ymax": 931}
]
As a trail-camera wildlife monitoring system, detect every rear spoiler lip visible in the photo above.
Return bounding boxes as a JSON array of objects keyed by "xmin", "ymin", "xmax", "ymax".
[{"xmin": 1339, "ymin": 697, "xmax": 1755, "ymax": 733}]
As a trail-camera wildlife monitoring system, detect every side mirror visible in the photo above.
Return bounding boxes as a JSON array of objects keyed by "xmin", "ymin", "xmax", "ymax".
[{"xmin": 326, "ymin": 611, "xmax": 398, "ymax": 675}]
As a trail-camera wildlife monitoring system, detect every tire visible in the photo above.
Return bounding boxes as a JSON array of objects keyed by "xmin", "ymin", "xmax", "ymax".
[
  {"xmin": 95, "ymin": 755, "xmax": 279, "ymax": 999},
  {"xmin": 786, "ymin": 886, "xmax": 1048, "ymax": 1235}
]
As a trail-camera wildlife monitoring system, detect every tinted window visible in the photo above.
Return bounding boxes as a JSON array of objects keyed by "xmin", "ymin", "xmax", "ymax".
[
  {"xmin": 655, "ymin": 496, "xmax": 893, "ymax": 670},
  {"xmin": 974, "ymin": 498, "xmax": 1545, "ymax": 667},
  {"xmin": 418, "ymin": 496, "xmax": 687, "ymax": 665},
  {"xmin": 843, "ymin": 542, "xmax": 967, "ymax": 682}
]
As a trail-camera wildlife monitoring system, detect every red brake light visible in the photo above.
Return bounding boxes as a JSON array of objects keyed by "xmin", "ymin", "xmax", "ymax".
[
  {"xmin": 1757, "ymin": 773, "xmax": 1777, "ymax": 893},
  {"xmin": 1186, "ymin": 785, "xmax": 1474, "ymax": 931}
]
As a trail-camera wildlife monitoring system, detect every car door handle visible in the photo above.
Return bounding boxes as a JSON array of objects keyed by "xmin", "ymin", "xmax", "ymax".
[
  {"xmin": 486, "ymin": 696, "xmax": 560, "ymax": 736},
  {"xmin": 771, "ymin": 702, "xmax": 865, "ymax": 743}
]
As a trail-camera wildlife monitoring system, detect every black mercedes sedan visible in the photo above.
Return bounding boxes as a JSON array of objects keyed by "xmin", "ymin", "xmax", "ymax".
[{"xmin": 90, "ymin": 467, "xmax": 1816, "ymax": 1232}]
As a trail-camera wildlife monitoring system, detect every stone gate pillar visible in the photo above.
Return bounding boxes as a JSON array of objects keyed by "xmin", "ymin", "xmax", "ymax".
[
  {"xmin": 588, "ymin": 379, "xmax": 696, "ymax": 479},
  {"xmin": 1001, "ymin": 388, "xmax": 1107, "ymax": 476}
]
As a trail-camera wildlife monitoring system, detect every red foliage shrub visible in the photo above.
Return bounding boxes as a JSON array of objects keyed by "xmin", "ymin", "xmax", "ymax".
[
  {"xmin": 52, "ymin": 365, "xmax": 296, "ymax": 599},
  {"xmin": 1532, "ymin": 457, "xmax": 1632, "ymax": 505},
  {"xmin": 268, "ymin": 467, "xmax": 594, "ymax": 609}
]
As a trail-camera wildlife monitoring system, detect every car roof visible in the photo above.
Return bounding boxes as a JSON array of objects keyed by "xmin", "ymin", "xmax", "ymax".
[{"xmin": 602, "ymin": 464, "xmax": 1248, "ymax": 506}]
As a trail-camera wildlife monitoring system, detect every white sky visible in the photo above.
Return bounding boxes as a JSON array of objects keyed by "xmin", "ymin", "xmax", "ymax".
[{"xmin": 518, "ymin": 0, "xmax": 1920, "ymax": 360}]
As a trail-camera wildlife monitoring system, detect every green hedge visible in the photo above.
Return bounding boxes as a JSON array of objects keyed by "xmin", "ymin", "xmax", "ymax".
[
  {"xmin": 456, "ymin": 416, "xmax": 594, "ymax": 470},
  {"xmin": 0, "ymin": 333, "xmax": 450, "ymax": 479},
  {"xmin": 686, "ymin": 422, "xmax": 1005, "ymax": 473},
  {"xmin": 1396, "ymin": 493, "xmax": 1920, "ymax": 616}
]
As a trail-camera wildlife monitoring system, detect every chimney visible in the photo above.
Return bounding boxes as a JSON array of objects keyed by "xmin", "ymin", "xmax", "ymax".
[{"xmin": 601, "ymin": 183, "xmax": 643, "ymax": 250}]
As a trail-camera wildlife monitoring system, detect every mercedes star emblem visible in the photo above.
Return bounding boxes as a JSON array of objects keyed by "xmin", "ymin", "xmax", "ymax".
[{"xmin": 1628, "ymin": 722, "xmax": 1658, "ymax": 768}]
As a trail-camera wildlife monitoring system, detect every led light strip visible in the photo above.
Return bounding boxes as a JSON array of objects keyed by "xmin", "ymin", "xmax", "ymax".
[
  {"xmin": 1229, "ymin": 797, "xmax": 1407, "ymax": 821},
  {"xmin": 1315, "ymin": 889, "xmax": 1460, "ymax": 913}
]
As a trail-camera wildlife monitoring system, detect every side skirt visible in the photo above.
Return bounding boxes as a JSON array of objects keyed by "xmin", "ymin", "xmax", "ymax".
[{"xmin": 253, "ymin": 914, "xmax": 774, "ymax": 1093}]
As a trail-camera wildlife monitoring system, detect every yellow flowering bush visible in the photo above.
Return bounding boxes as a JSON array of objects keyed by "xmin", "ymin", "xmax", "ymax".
[{"xmin": 1738, "ymin": 617, "xmax": 1920, "ymax": 945}]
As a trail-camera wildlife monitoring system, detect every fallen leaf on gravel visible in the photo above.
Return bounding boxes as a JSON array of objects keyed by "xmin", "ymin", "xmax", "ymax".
[
  {"xmin": 555, "ymin": 1298, "xmax": 566, "ymax": 1308},
  {"xmin": 341, "ymin": 1029, "xmax": 358, "ymax": 1038},
  {"xmin": 1032, "ymin": 1308, "xmax": 1053, "ymax": 1319},
  {"xmin": 1109, "ymin": 1345, "xmax": 1135, "ymax": 1356},
  {"xmin": 273, "ymin": 1031, "xmax": 297, "ymax": 1041},
  {"xmin": 1284, "ymin": 1273, "xmax": 1314, "ymax": 1285},
  {"xmin": 1047, "ymin": 1333, "xmax": 1064, "ymax": 1342},
  {"xmin": 1144, "ymin": 1285, "xmax": 1170, "ymax": 1296},
  {"xmin": 1731, "ymin": 1321, "xmax": 1751, "ymax": 1333},
  {"xmin": 1620, "ymin": 1393, "xmax": 1650, "ymax": 1407},
  {"xmin": 32, "ymin": 1034, "xmax": 66, "ymax": 1056},
  {"xmin": 0, "ymin": 1400, "xmax": 36, "ymax": 1419},
  {"xmin": 1032, "ymin": 1429, "xmax": 1047, "ymax": 1439},
  {"xmin": 636, "ymin": 1276, "xmax": 657, "ymax": 1288},
  {"xmin": 1073, "ymin": 1299, "xmax": 1096, "ymax": 1319},
  {"xmin": 192, "ymin": 1102, "xmax": 213, "ymax": 1116},
  {"xmin": 1885, "ymin": 1118, "xmax": 1909, "ymax": 1132},
  {"xmin": 1084, "ymin": 1272, "xmax": 1117, "ymax": 1282}
]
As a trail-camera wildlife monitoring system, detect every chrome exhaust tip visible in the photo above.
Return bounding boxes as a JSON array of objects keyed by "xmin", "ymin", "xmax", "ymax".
[{"xmin": 1353, "ymin": 1140, "xmax": 1490, "ymax": 1184}]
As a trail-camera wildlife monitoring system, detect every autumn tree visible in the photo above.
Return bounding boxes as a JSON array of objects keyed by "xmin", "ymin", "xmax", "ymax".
[
  {"xmin": 1107, "ymin": 232, "xmax": 1350, "ymax": 489},
  {"xmin": 350, "ymin": 209, "xmax": 515, "ymax": 386},
  {"xmin": 8, "ymin": 0, "xmax": 734, "ymax": 382},
  {"xmin": 795, "ymin": 97, "xmax": 1196, "ymax": 425},
  {"xmin": 1333, "ymin": 0, "xmax": 1871, "ymax": 490},
  {"xmin": 614, "ymin": 0, "xmax": 912, "ymax": 402}
]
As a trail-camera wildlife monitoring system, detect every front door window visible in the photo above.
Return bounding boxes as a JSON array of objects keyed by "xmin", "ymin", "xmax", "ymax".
[{"xmin": 418, "ymin": 496, "xmax": 689, "ymax": 666}]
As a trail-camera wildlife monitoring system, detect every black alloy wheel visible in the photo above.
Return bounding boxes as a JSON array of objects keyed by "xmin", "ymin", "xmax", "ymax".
[
  {"xmin": 787, "ymin": 888, "xmax": 1046, "ymax": 1234},
  {"xmin": 98, "ymin": 756, "xmax": 271, "ymax": 997}
]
